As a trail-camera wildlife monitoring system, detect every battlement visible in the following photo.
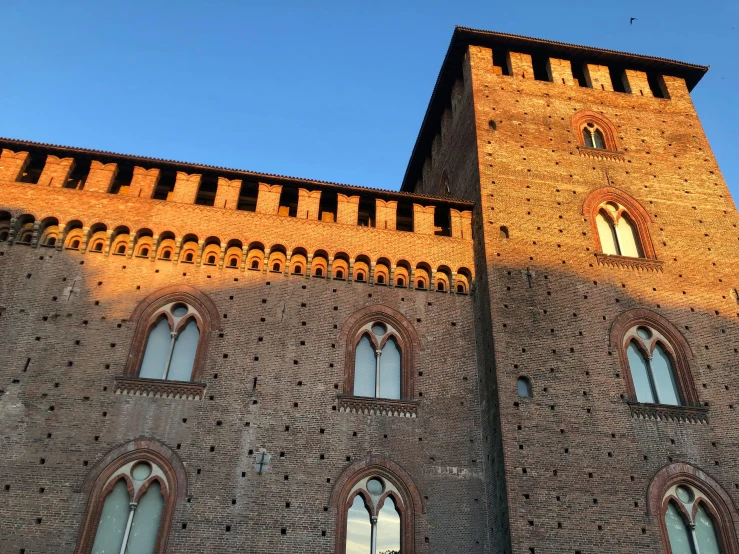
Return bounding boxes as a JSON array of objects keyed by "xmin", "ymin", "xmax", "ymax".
[
  {"xmin": 402, "ymin": 27, "xmax": 708, "ymax": 192},
  {"xmin": 0, "ymin": 138, "xmax": 473, "ymax": 239}
]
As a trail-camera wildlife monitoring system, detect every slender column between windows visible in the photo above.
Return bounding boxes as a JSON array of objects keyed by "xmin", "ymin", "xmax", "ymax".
[
  {"xmin": 370, "ymin": 515, "xmax": 378, "ymax": 554},
  {"xmin": 161, "ymin": 331, "xmax": 178, "ymax": 380},
  {"xmin": 375, "ymin": 350, "xmax": 382, "ymax": 398},
  {"xmin": 119, "ymin": 502, "xmax": 138, "ymax": 554}
]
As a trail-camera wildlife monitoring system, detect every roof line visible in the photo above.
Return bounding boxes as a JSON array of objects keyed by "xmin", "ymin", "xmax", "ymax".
[{"xmin": 0, "ymin": 136, "xmax": 474, "ymax": 207}]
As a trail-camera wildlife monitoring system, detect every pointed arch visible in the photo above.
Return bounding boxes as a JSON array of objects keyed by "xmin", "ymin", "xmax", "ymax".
[{"xmin": 330, "ymin": 454, "xmax": 423, "ymax": 554}]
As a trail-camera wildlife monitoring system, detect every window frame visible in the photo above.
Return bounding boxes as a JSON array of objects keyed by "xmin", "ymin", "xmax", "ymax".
[
  {"xmin": 583, "ymin": 186, "xmax": 659, "ymax": 267},
  {"xmin": 572, "ymin": 110, "xmax": 619, "ymax": 152},
  {"xmin": 648, "ymin": 463, "xmax": 739, "ymax": 554},
  {"xmin": 329, "ymin": 455, "xmax": 423, "ymax": 554},
  {"xmin": 123, "ymin": 285, "xmax": 220, "ymax": 385},
  {"xmin": 340, "ymin": 306, "xmax": 420, "ymax": 416},
  {"xmin": 75, "ymin": 439, "xmax": 186, "ymax": 554},
  {"xmin": 611, "ymin": 309, "xmax": 699, "ymax": 409}
]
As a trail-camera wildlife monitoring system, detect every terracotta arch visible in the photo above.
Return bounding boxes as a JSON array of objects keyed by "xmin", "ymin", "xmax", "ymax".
[
  {"xmin": 610, "ymin": 308, "xmax": 698, "ymax": 406},
  {"xmin": 582, "ymin": 186, "xmax": 657, "ymax": 260},
  {"xmin": 341, "ymin": 305, "xmax": 420, "ymax": 401},
  {"xmin": 647, "ymin": 462, "xmax": 739, "ymax": 554},
  {"xmin": 329, "ymin": 454, "xmax": 424, "ymax": 554},
  {"xmin": 75, "ymin": 438, "xmax": 186, "ymax": 554},
  {"xmin": 572, "ymin": 110, "xmax": 619, "ymax": 151},
  {"xmin": 124, "ymin": 285, "xmax": 221, "ymax": 381}
]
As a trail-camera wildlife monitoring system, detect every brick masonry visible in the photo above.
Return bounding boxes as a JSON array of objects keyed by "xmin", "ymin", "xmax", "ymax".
[{"xmin": 0, "ymin": 26, "xmax": 736, "ymax": 554}]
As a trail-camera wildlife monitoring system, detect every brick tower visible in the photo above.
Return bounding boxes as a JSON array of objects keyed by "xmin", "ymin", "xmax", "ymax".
[
  {"xmin": 0, "ymin": 26, "xmax": 737, "ymax": 554},
  {"xmin": 403, "ymin": 28, "xmax": 737, "ymax": 554}
]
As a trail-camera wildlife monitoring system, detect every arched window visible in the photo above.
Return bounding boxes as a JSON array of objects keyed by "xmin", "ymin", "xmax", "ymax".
[
  {"xmin": 356, "ymin": 271, "xmax": 365, "ymax": 282},
  {"xmin": 649, "ymin": 463, "xmax": 739, "ymax": 554},
  {"xmin": 45, "ymin": 236, "xmax": 57, "ymax": 246},
  {"xmin": 396, "ymin": 277, "xmax": 405, "ymax": 288},
  {"xmin": 75, "ymin": 441, "xmax": 185, "ymax": 554},
  {"xmin": 611, "ymin": 309, "xmax": 698, "ymax": 409},
  {"xmin": 228, "ymin": 257, "xmax": 238, "ymax": 268},
  {"xmin": 160, "ymin": 249, "xmax": 172, "ymax": 260},
  {"xmin": 341, "ymin": 307, "xmax": 419, "ymax": 414},
  {"xmin": 416, "ymin": 279, "xmax": 426, "ymax": 290},
  {"xmin": 625, "ymin": 326, "xmax": 681, "ymax": 405},
  {"xmin": 139, "ymin": 247, "xmax": 150, "ymax": 257},
  {"xmin": 184, "ymin": 252, "xmax": 194, "ymax": 263},
  {"xmin": 376, "ymin": 274, "xmax": 385, "ymax": 285},
  {"xmin": 436, "ymin": 281, "xmax": 445, "ymax": 292},
  {"xmin": 353, "ymin": 323, "xmax": 401, "ymax": 400},
  {"xmin": 595, "ymin": 202, "xmax": 642, "ymax": 258},
  {"xmin": 116, "ymin": 244, "xmax": 127, "ymax": 255},
  {"xmin": 70, "ymin": 239, "xmax": 81, "ymax": 249},
  {"xmin": 330, "ymin": 456, "xmax": 422, "ymax": 554},
  {"xmin": 139, "ymin": 304, "xmax": 201, "ymax": 381},
  {"xmin": 206, "ymin": 254, "xmax": 216, "ymax": 265},
  {"xmin": 582, "ymin": 123, "xmax": 606, "ymax": 149},
  {"xmin": 499, "ymin": 226, "xmax": 509, "ymax": 239},
  {"xmin": 251, "ymin": 259, "xmax": 260, "ymax": 269},
  {"xmin": 314, "ymin": 267, "xmax": 323, "ymax": 277},
  {"xmin": 583, "ymin": 187, "xmax": 657, "ymax": 264},
  {"xmin": 517, "ymin": 377, "xmax": 532, "ymax": 398},
  {"xmin": 91, "ymin": 241, "xmax": 104, "ymax": 252},
  {"xmin": 124, "ymin": 286, "xmax": 219, "ymax": 387},
  {"xmin": 336, "ymin": 269, "xmax": 345, "ymax": 279},
  {"xmin": 293, "ymin": 265, "xmax": 303, "ymax": 275},
  {"xmin": 272, "ymin": 262, "xmax": 281, "ymax": 272},
  {"xmin": 0, "ymin": 231, "xmax": 8, "ymax": 241}
]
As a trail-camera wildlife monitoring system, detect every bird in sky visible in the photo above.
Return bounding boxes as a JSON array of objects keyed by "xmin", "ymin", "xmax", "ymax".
[{"xmin": 630, "ymin": 17, "xmax": 638, "ymax": 25}]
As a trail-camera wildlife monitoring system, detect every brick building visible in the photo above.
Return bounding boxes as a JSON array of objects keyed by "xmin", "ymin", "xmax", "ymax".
[{"xmin": 0, "ymin": 26, "xmax": 736, "ymax": 554}]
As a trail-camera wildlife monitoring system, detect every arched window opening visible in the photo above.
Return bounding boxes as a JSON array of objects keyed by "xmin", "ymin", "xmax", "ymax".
[
  {"xmin": 70, "ymin": 239, "xmax": 81, "ymax": 249},
  {"xmin": 436, "ymin": 281, "xmax": 445, "ymax": 292},
  {"xmin": 76, "ymin": 444, "xmax": 184, "ymax": 554},
  {"xmin": 517, "ymin": 377, "xmax": 532, "ymax": 398},
  {"xmin": 664, "ymin": 486, "xmax": 723, "ymax": 554},
  {"xmin": 18, "ymin": 231, "xmax": 33, "ymax": 243},
  {"xmin": 344, "ymin": 478, "xmax": 402, "ymax": 554},
  {"xmin": 184, "ymin": 252, "xmax": 194, "ymax": 263},
  {"xmin": 353, "ymin": 323, "xmax": 402, "ymax": 400},
  {"xmin": 356, "ymin": 271, "xmax": 365, "ymax": 282},
  {"xmin": 228, "ymin": 257, "xmax": 238, "ymax": 268},
  {"xmin": 45, "ymin": 236, "xmax": 57, "ymax": 246},
  {"xmin": 626, "ymin": 325, "xmax": 681, "ymax": 405},
  {"xmin": 500, "ymin": 226, "xmax": 509, "ymax": 239},
  {"xmin": 293, "ymin": 265, "xmax": 303, "ymax": 275},
  {"xmin": 139, "ymin": 247, "xmax": 150, "ymax": 258},
  {"xmin": 272, "ymin": 262, "xmax": 281, "ymax": 272},
  {"xmin": 250, "ymin": 259, "xmax": 260, "ymax": 269},
  {"xmin": 376, "ymin": 274, "xmax": 385, "ymax": 285},
  {"xmin": 205, "ymin": 255, "xmax": 216, "ymax": 265},
  {"xmin": 396, "ymin": 277, "xmax": 405, "ymax": 288},
  {"xmin": 583, "ymin": 123, "xmax": 607, "ymax": 149},
  {"xmin": 116, "ymin": 244, "xmax": 127, "ymax": 255},
  {"xmin": 160, "ymin": 249, "xmax": 172, "ymax": 260},
  {"xmin": 416, "ymin": 279, "xmax": 426, "ymax": 290},
  {"xmin": 0, "ymin": 231, "xmax": 8, "ymax": 242},
  {"xmin": 139, "ymin": 303, "xmax": 201, "ymax": 382},
  {"xmin": 314, "ymin": 267, "xmax": 324, "ymax": 277},
  {"xmin": 91, "ymin": 241, "xmax": 104, "ymax": 252},
  {"xmin": 336, "ymin": 269, "xmax": 345, "ymax": 279},
  {"xmin": 595, "ymin": 202, "xmax": 642, "ymax": 258}
]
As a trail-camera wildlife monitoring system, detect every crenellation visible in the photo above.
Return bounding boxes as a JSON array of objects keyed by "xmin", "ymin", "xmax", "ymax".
[
  {"xmin": 171, "ymin": 171, "xmax": 202, "ymax": 204},
  {"xmin": 84, "ymin": 160, "xmax": 117, "ymax": 193},
  {"xmin": 0, "ymin": 149, "xmax": 29, "ymax": 182},
  {"xmin": 507, "ymin": 51, "xmax": 534, "ymax": 79},
  {"xmin": 547, "ymin": 58, "xmax": 575, "ymax": 86},
  {"xmin": 214, "ymin": 176, "xmax": 243, "ymax": 210},
  {"xmin": 623, "ymin": 69, "xmax": 653, "ymax": 97},
  {"xmin": 583, "ymin": 63, "xmax": 614, "ymax": 91},
  {"xmin": 38, "ymin": 155, "xmax": 74, "ymax": 187}
]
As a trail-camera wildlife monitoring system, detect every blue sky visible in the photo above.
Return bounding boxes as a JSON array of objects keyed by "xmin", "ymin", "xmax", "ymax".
[{"xmin": 2, "ymin": 0, "xmax": 737, "ymax": 197}]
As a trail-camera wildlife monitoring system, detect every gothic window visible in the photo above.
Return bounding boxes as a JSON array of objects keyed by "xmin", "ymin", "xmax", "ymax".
[
  {"xmin": 75, "ymin": 442, "xmax": 184, "ymax": 554},
  {"xmin": 611, "ymin": 309, "xmax": 698, "ymax": 409},
  {"xmin": 345, "ymin": 478, "xmax": 402, "ymax": 554},
  {"xmin": 583, "ymin": 123, "xmax": 607, "ymax": 149},
  {"xmin": 626, "ymin": 326, "xmax": 681, "ymax": 405},
  {"xmin": 342, "ymin": 307, "xmax": 418, "ymax": 407},
  {"xmin": 583, "ymin": 188, "xmax": 657, "ymax": 263},
  {"xmin": 517, "ymin": 377, "xmax": 532, "ymax": 398},
  {"xmin": 124, "ymin": 286, "xmax": 219, "ymax": 385},
  {"xmin": 353, "ymin": 323, "xmax": 401, "ymax": 400},
  {"xmin": 331, "ymin": 456, "xmax": 422, "ymax": 554},
  {"xmin": 649, "ymin": 464, "xmax": 739, "ymax": 554},
  {"xmin": 595, "ymin": 202, "xmax": 642, "ymax": 258}
]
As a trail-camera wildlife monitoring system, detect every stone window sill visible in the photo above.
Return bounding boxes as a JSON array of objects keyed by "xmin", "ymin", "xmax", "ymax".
[
  {"xmin": 577, "ymin": 146, "xmax": 626, "ymax": 161},
  {"xmin": 114, "ymin": 376, "xmax": 205, "ymax": 400},
  {"xmin": 594, "ymin": 253, "xmax": 664, "ymax": 272},
  {"xmin": 338, "ymin": 395, "xmax": 418, "ymax": 418},
  {"xmin": 627, "ymin": 401, "xmax": 709, "ymax": 424}
]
